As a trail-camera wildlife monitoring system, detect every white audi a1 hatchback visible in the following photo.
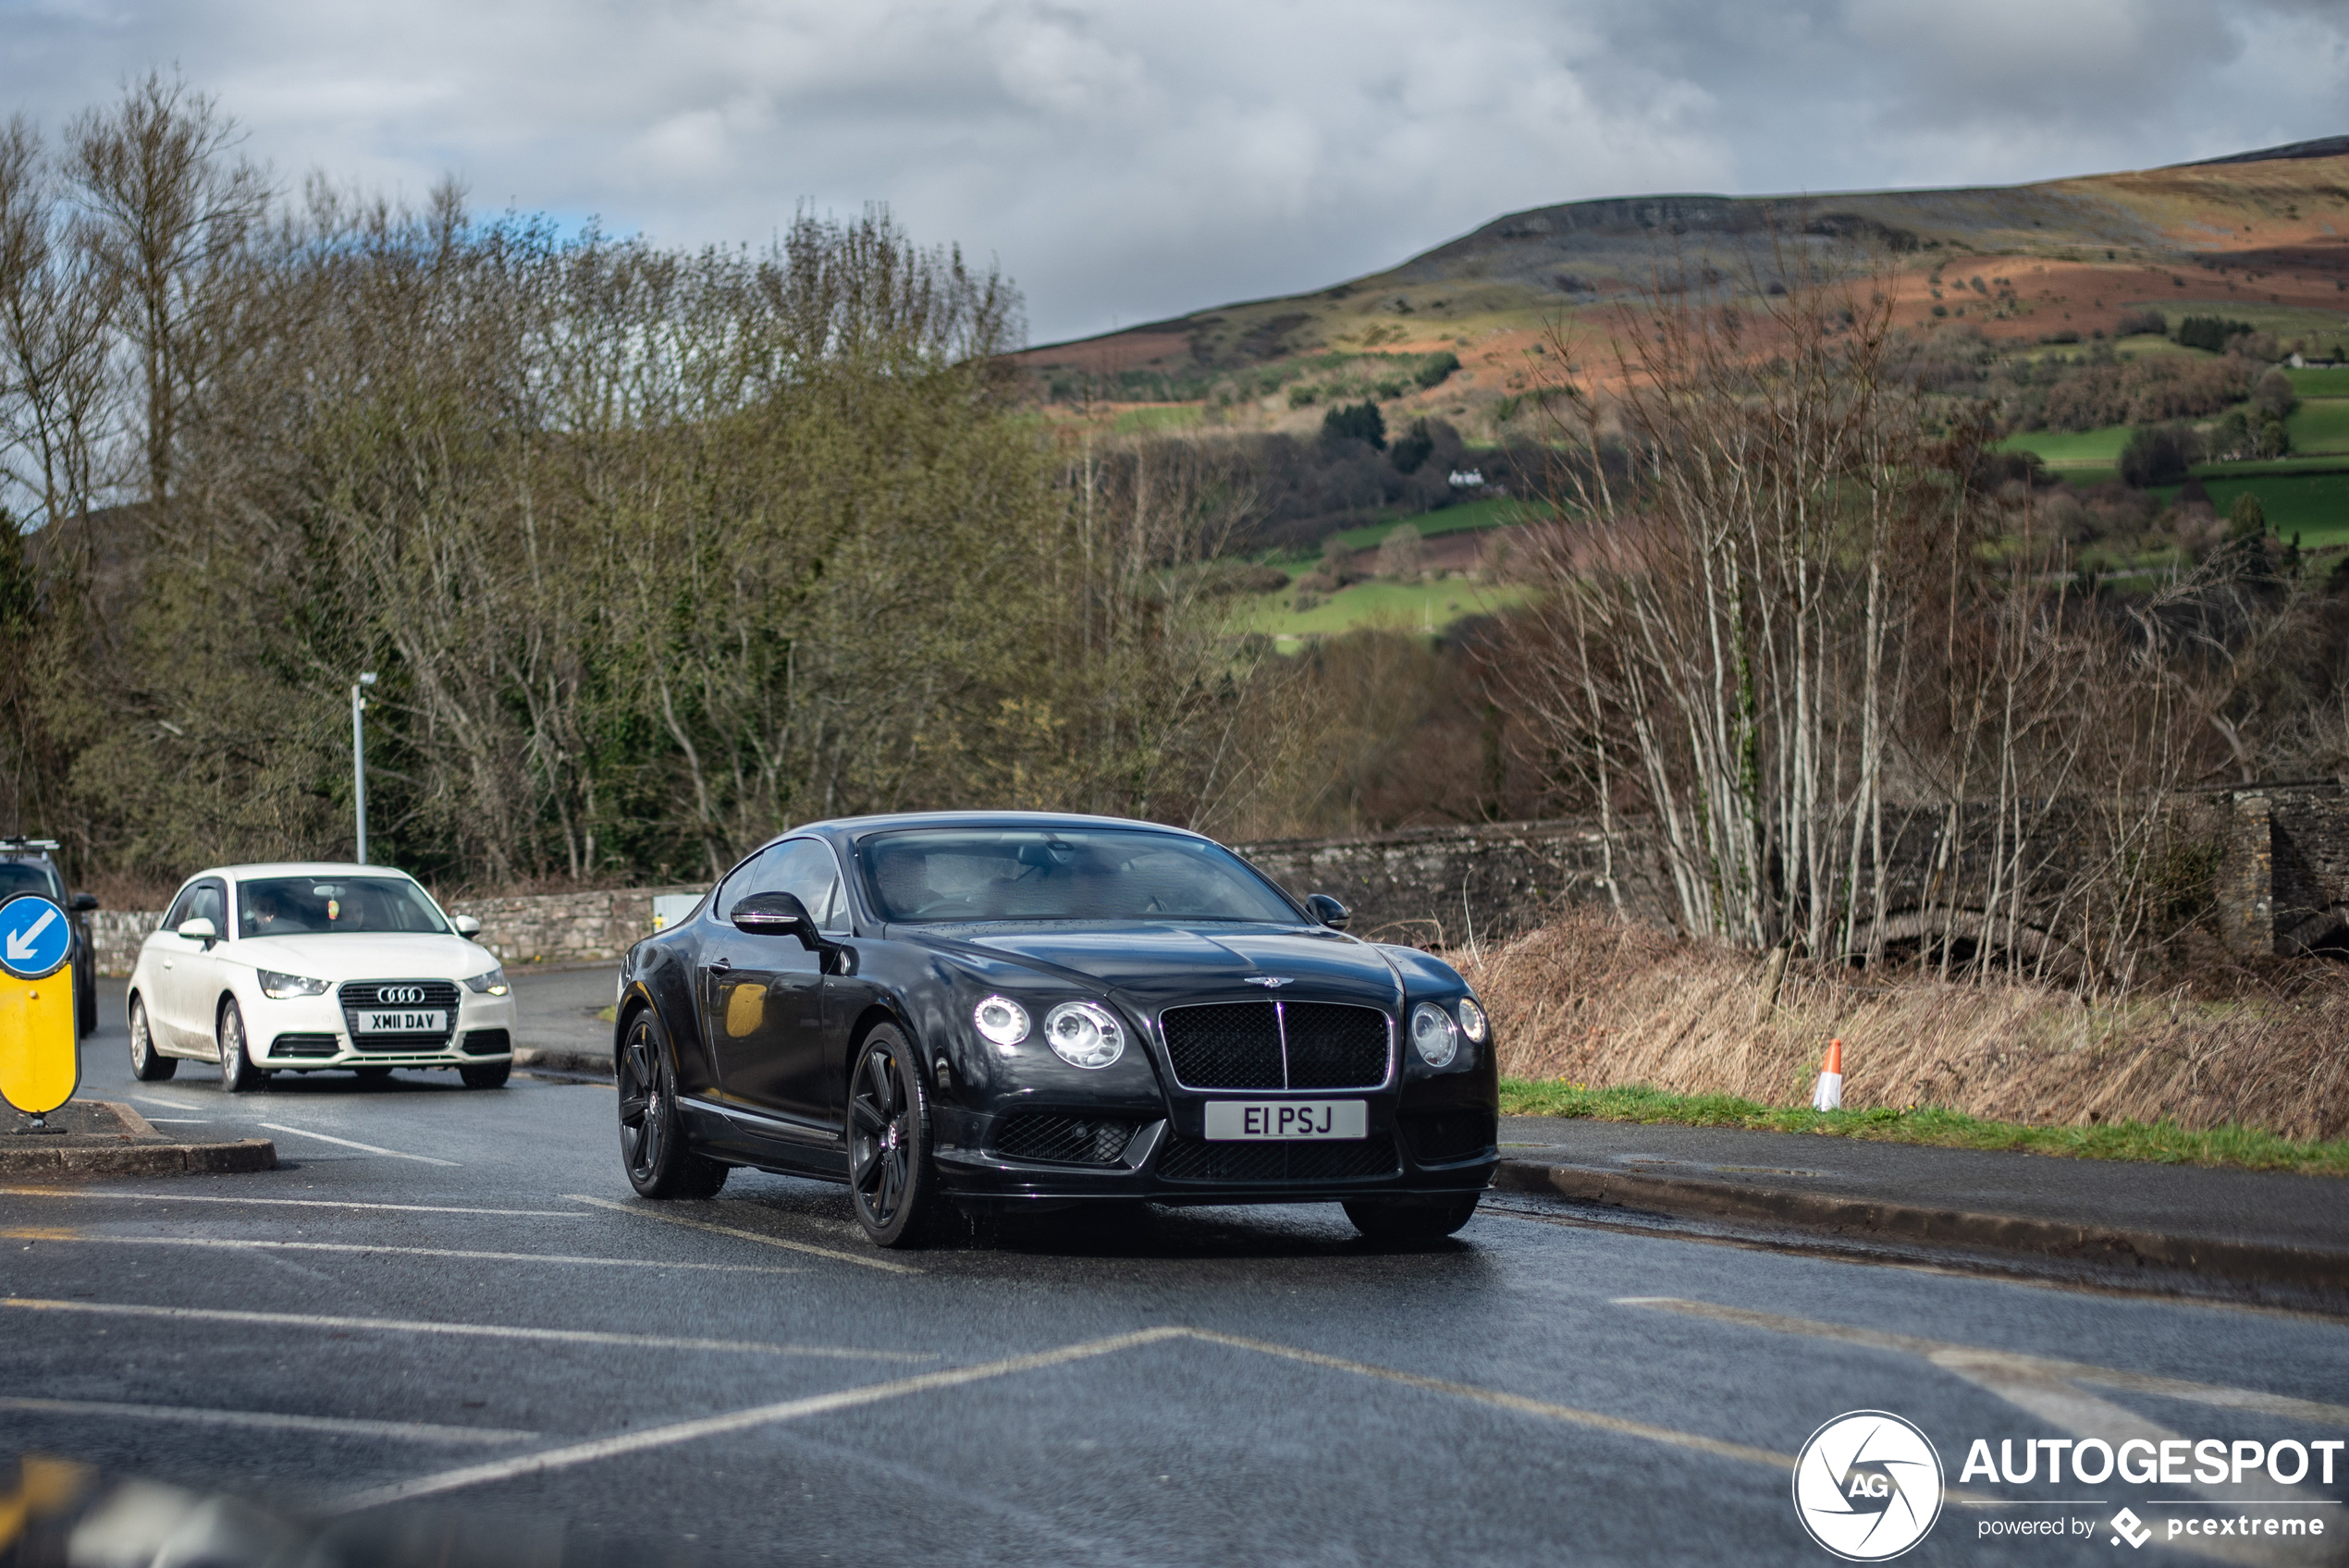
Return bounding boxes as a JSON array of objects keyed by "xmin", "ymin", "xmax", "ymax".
[{"xmin": 125, "ymin": 863, "xmax": 516, "ymax": 1091}]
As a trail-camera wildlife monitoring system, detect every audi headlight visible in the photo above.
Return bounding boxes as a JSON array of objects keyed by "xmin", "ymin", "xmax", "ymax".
[
  {"xmin": 1456, "ymin": 997, "xmax": 1488, "ymax": 1044},
  {"xmin": 1043, "ymin": 1000, "xmax": 1124, "ymax": 1069},
  {"xmin": 973, "ymin": 995, "xmax": 1030, "ymax": 1050},
  {"xmin": 1409, "ymin": 1001, "xmax": 1458, "ymax": 1068},
  {"xmin": 258, "ymin": 969, "xmax": 329, "ymax": 1000},
  {"xmin": 461, "ymin": 965, "xmax": 509, "ymax": 997}
]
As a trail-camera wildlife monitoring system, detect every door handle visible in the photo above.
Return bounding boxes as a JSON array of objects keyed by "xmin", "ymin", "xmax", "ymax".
[{"xmin": 162, "ymin": 960, "xmax": 174, "ymax": 970}]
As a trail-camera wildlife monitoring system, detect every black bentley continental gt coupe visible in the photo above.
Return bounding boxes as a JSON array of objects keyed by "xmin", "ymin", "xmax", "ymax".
[{"xmin": 613, "ymin": 812, "xmax": 1498, "ymax": 1247}]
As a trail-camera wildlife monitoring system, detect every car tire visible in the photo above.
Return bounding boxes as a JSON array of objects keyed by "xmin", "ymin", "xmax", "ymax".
[
  {"xmin": 216, "ymin": 998, "xmax": 266, "ymax": 1093},
  {"xmin": 77, "ymin": 959, "xmax": 95, "ymax": 1039},
  {"xmin": 617, "ymin": 1009, "xmax": 727, "ymax": 1199},
  {"xmin": 128, "ymin": 997, "xmax": 176, "ymax": 1082},
  {"xmin": 1343, "ymin": 1193, "xmax": 1481, "ymax": 1242},
  {"xmin": 460, "ymin": 1060, "xmax": 510, "ymax": 1090},
  {"xmin": 847, "ymin": 1024, "xmax": 945, "ymax": 1249}
]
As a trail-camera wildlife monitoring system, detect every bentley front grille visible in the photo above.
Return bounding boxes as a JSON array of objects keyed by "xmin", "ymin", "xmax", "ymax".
[{"xmin": 1159, "ymin": 1000, "xmax": 1390, "ymax": 1092}]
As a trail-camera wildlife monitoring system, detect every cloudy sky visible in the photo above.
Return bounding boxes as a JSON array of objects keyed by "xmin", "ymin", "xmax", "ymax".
[{"xmin": 4, "ymin": 0, "xmax": 2344, "ymax": 344}]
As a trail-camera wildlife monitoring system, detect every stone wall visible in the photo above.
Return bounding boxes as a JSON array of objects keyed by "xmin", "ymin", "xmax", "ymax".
[{"xmin": 91, "ymin": 885, "xmax": 708, "ymax": 975}]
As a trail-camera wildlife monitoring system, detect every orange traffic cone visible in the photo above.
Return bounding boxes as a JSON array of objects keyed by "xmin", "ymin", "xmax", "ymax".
[{"xmin": 1811, "ymin": 1037, "xmax": 1844, "ymax": 1111}]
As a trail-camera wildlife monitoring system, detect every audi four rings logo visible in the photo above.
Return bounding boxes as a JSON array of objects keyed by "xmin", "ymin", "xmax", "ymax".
[
  {"xmin": 1793, "ymin": 1411, "xmax": 1945, "ymax": 1561},
  {"xmin": 375, "ymin": 986, "xmax": 427, "ymax": 1005}
]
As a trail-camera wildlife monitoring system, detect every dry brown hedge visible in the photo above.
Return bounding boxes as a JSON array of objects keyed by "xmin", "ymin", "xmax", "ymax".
[{"xmin": 1458, "ymin": 913, "xmax": 2349, "ymax": 1143}]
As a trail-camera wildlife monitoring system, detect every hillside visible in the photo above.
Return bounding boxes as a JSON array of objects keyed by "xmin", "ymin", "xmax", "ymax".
[{"xmin": 1023, "ymin": 136, "xmax": 2349, "ymax": 401}]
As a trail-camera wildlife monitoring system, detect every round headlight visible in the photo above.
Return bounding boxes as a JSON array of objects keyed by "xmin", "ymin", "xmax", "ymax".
[
  {"xmin": 1043, "ymin": 1000, "xmax": 1125, "ymax": 1069},
  {"xmin": 1456, "ymin": 997, "xmax": 1488, "ymax": 1044},
  {"xmin": 1409, "ymin": 1001, "xmax": 1457, "ymax": 1068},
  {"xmin": 973, "ymin": 995, "xmax": 1030, "ymax": 1049}
]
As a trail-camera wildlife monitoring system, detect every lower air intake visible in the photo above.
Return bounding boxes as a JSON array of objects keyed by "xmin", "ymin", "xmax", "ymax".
[
  {"xmin": 992, "ymin": 1113, "xmax": 1135, "ymax": 1166},
  {"xmin": 1157, "ymin": 1134, "xmax": 1400, "ymax": 1183}
]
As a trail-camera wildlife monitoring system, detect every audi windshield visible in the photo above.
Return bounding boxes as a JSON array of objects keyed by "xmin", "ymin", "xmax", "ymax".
[{"xmin": 236, "ymin": 876, "xmax": 450, "ymax": 937}]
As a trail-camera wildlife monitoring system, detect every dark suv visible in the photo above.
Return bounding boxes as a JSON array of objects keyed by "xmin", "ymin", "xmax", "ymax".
[{"xmin": 0, "ymin": 838, "xmax": 99, "ymax": 1037}]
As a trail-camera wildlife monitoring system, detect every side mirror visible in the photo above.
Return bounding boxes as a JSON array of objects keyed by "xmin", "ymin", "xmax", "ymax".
[
  {"xmin": 177, "ymin": 917, "xmax": 217, "ymax": 946},
  {"xmin": 1305, "ymin": 893, "xmax": 1351, "ymax": 931},
  {"xmin": 732, "ymin": 891, "xmax": 820, "ymax": 949},
  {"xmin": 70, "ymin": 893, "xmax": 99, "ymax": 913},
  {"xmin": 451, "ymin": 914, "xmax": 482, "ymax": 937}
]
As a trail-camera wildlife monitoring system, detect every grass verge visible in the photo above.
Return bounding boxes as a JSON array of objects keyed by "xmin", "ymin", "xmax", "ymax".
[{"xmin": 1497, "ymin": 1079, "xmax": 2349, "ymax": 1176}]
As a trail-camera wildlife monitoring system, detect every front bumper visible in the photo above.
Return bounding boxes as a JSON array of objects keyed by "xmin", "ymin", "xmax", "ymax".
[
  {"xmin": 249, "ymin": 991, "xmax": 517, "ymax": 1070},
  {"xmin": 929, "ymin": 1091, "xmax": 1497, "ymax": 1206}
]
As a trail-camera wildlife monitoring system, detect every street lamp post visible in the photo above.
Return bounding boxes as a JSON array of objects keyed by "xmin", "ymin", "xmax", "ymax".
[{"xmin": 352, "ymin": 673, "xmax": 377, "ymax": 864}]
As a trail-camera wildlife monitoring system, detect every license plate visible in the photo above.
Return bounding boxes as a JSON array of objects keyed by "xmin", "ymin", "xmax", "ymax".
[
  {"xmin": 1202, "ymin": 1100, "xmax": 1366, "ymax": 1141},
  {"xmin": 357, "ymin": 1010, "xmax": 445, "ymax": 1034}
]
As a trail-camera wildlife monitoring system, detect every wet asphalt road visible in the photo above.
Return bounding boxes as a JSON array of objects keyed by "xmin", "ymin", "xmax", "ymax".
[{"xmin": 3, "ymin": 979, "xmax": 2345, "ymax": 1567}]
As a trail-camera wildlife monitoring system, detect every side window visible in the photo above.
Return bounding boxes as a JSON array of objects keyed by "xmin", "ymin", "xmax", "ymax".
[
  {"xmin": 721, "ymin": 839, "xmax": 849, "ymax": 934},
  {"xmin": 162, "ymin": 883, "xmax": 202, "ymax": 930},
  {"xmin": 187, "ymin": 880, "xmax": 227, "ymax": 930}
]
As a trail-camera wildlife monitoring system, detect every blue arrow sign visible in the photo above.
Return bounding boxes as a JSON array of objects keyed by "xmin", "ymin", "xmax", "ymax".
[{"xmin": 0, "ymin": 894, "xmax": 71, "ymax": 980}]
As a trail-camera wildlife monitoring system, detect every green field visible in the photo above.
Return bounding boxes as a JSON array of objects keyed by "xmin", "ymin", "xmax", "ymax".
[
  {"xmin": 2191, "ymin": 471, "xmax": 2349, "ymax": 545},
  {"xmin": 1234, "ymin": 575, "xmax": 1532, "ymax": 643},
  {"xmin": 2163, "ymin": 300, "xmax": 2349, "ymax": 347},
  {"xmin": 2000, "ymin": 426, "xmax": 2129, "ymax": 467},
  {"xmin": 2287, "ymin": 397, "xmax": 2349, "ymax": 454},
  {"xmin": 1325, "ymin": 496, "xmax": 1534, "ymax": 553},
  {"xmin": 2284, "ymin": 367, "xmax": 2349, "ymax": 398},
  {"xmin": 1111, "ymin": 404, "xmax": 1202, "ymax": 435}
]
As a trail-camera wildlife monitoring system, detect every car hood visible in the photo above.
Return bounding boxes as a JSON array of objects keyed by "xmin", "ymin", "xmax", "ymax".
[
  {"xmin": 929, "ymin": 924, "xmax": 1402, "ymax": 1011},
  {"xmin": 217, "ymin": 933, "xmax": 498, "ymax": 983}
]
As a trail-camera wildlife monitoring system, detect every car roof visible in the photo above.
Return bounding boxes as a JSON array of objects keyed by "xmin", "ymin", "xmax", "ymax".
[
  {"xmin": 183, "ymin": 864, "xmax": 424, "ymax": 882},
  {"xmin": 781, "ymin": 810, "xmax": 1213, "ymax": 848}
]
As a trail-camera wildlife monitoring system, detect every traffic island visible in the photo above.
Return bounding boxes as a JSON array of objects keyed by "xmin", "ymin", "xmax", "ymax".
[{"xmin": 0, "ymin": 1099, "xmax": 276, "ymax": 1178}]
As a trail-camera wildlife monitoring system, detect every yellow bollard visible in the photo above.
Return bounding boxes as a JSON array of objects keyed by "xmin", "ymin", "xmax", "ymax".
[{"xmin": 0, "ymin": 894, "xmax": 79, "ymax": 1121}]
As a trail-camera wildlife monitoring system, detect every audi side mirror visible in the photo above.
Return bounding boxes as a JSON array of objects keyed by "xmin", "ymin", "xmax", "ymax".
[
  {"xmin": 732, "ymin": 891, "xmax": 820, "ymax": 949},
  {"xmin": 451, "ymin": 914, "xmax": 482, "ymax": 937},
  {"xmin": 70, "ymin": 893, "xmax": 98, "ymax": 913},
  {"xmin": 177, "ymin": 917, "xmax": 217, "ymax": 947},
  {"xmin": 1305, "ymin": 893, "xmax": 1351, "ymax": 931}
]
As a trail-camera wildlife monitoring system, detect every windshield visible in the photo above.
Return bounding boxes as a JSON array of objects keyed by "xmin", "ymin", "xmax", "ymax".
[
  {"xmin": 237, "ymin": 876, "xmax": 450, "ymax": 937},
  {"xmin": 0, "ymin": 861, "xmax": 63, "ymax": 901},
  {"xmin": 861, "ymin": 827, "xmax": 1301, "ymax": 925}
]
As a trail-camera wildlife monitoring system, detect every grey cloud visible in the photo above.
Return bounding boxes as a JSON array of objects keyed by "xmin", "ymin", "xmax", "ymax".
[{"xmin": 0, "ymin": 0, "xmax": 2341, "ymax": 342}]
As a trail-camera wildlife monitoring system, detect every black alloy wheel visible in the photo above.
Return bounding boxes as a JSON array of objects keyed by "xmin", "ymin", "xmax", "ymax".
[
  {"xmin": 216, "ymin": 998, "xmax": 267, "ymax": 1093},
  {"xmin": 847, "ymin": 1024, "xmax": 942, "ymax": 1248},
  {"xmin": 1343, "ymin": 1193, "xmax": 1481, "ymax": 1242},
  {"xmin": 128, "ymin": 996, "xmax": 175, "ymax": 1081},
  {"xmin": 617, "ymin": 1009, "xmax": 726, "ymax": 1199}
]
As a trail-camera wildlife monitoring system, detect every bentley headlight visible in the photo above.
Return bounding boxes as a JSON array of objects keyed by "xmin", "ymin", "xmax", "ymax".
[
  {"xmin": 461, "ymin": 965, "xmax": 509, "ymax": 997},
  {"xmin": 973, "ymin": 995, "xmax": 1030, "ymax": 1049},
  {"xmin": 1409, "ymin": 1001, "xmax": 1458, "ymax": 1068},
  {"xmin": 1043, "ymin": 1000, "xmax": 1124, "ymax": 1069},
  {"xmin": 258, "ymin": 969, "xmax": 330, "ymax": 1000},
  {"xmin": 1456, "ymin": 997, "xmax": 1488, "ymax": 1044}
]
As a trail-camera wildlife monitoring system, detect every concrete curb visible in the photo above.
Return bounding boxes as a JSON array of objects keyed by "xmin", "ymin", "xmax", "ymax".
[
  {"xmin": 514, "ymin": 1047, "xmax": 612, "ymax": 1078},
  {"xmin": 0, "ymin": 1138, "xmax": 277, "ymax": 1179},
  {"xmin": 1493, "ymin": 1157, "xmax": 2349, "ymax": 1294}
]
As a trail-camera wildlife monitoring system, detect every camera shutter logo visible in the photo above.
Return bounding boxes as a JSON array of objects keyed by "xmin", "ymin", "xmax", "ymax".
[{"xmin": 1791, "ymin": 1410, "xmax": 1943, "ymax": 1561}]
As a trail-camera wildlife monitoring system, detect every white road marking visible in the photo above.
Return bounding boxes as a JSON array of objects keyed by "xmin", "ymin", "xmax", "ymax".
[
  {"xmin": 1619, "ymin": 1297, "xmax": 2349, "ymax": 1427},
  {"xmin": 0, "ymin": 1395, "xmax": 535, "ymax": 1445},
  {"xmin": 564, "ymin": 1194, "xmax": 919, "ymax": 1275},
  {"xmin": 129, "ymin": 1095, "xmax": 205, "ymax": 1112},
  {"xmin": 326, "ymin": 1328, "xmax": 1190, "ymax": 1513},
  {"xmin": 1181, "ymin": 1327, "xmax": 1795, "ymax": 1470},
  {"xmin": 258, "ymin": 1123, "xmax": 461, "ymax": 1166},
  {"xmin": 1, "ymin": 1297, "xmax": 931, "ymax": 1363},
  {"xmin": 0, "ymin": 1189, "xmax": 588, "ymax": 1218},
  {"xmin": 1, "ymin": 1231, "xmax": 804, "ymax": 1274},
  {"xmin": 141, "ymin": 1118, "xmax": 210, "ymax": 1123}
]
